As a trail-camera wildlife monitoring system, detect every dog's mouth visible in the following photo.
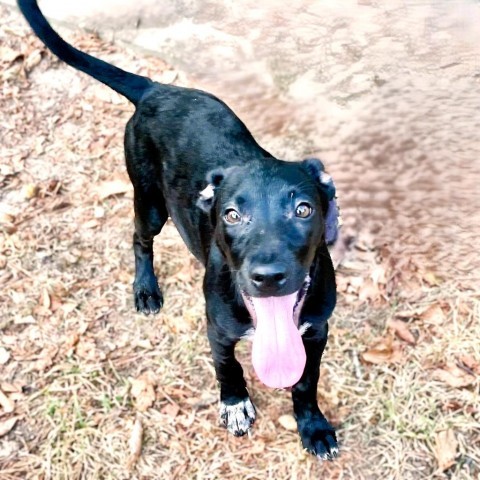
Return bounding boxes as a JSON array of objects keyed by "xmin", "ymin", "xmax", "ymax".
[{"xmin": 241, "ymin": 276, "xmax": 311, "ymax": 389}]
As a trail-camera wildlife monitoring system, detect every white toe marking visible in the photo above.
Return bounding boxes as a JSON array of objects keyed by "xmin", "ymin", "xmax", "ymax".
[
  {"xmin": 241, "ymin": 327, "xmax": 255, "ymax": 341},
  {"xmin": 220, "ymin": 398, "xmax": 256, "ymax": 434},
  {"xmin": 299, "ymin": 322, "xmax": 311, "ymax": 336}
]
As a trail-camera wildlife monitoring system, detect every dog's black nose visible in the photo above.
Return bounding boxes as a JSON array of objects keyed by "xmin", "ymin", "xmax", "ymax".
[{"xmin": 250, "ymin": 264, "xmax": 287, "ymax": 293}]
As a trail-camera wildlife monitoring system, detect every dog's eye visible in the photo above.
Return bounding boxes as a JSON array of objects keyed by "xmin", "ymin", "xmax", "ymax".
[
  {"xmin": 224, "ymin": 209, "xmax": 242, "ymax": 224},
  {"xmin": 295, "ymin": 203, "xmax": 313, "ymax": 218}
]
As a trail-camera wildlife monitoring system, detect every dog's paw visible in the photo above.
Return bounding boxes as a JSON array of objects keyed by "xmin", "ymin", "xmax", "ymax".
[
  {"xmin": 220, "ymin": 398, "xmax": 256, "ymax": 437},
  {"xmin": 133, "ymin": 281, "xmax": 163, "ymax": 315},
  {"xmin": 297, "ymin": 417, "xmax": 339, "ymax": 461}
]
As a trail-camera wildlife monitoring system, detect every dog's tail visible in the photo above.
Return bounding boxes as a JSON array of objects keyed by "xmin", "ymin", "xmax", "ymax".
[{"xmin": 17, "ymin": 0, "xmax": 153, "ymax": 105}]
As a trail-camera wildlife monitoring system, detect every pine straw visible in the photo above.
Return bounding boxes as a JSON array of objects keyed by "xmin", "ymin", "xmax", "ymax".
[{"xmin": 1, "ymin": 6, "xmax": 479, "ymax": 479}]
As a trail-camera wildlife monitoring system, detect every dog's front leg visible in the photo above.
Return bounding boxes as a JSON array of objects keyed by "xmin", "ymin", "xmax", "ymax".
[
  {"xmin": 207, "ymin": 323, "xmax": 256, "ymax": 437},
  {"xmin": 292, "ymin": 326, "xmax": 339, "ymax": 461}
]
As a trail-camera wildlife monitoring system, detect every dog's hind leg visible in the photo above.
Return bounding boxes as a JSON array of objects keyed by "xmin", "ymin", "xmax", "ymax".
[
  {"xmin": 131, "ymin": 187, "xmax": 167, "ymax": 314},
  {"xmin": 125, "ymin": 123, "xmax": 167, "ymax": 315}
]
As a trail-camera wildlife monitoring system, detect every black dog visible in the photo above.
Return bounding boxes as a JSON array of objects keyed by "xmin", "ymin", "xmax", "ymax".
[{"xmin": 19, "ymin": 0, "xmax": 340, "ymax": 460}]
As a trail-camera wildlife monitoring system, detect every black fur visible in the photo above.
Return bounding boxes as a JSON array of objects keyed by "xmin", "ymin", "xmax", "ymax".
[{"xmin": 18, "ymin": 0, "xmax": 339, "ymax": 460}]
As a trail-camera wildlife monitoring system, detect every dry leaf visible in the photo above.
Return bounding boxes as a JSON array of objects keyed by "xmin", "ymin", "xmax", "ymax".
[
  {"xmin": 423, "ymin": 271, "xmax": 440, "ymax": 286},
  {"xmin": 64, "ymin": 332, "xmax": 80, "ymax": 357},
  {"xmin": 0, "ymin": 440, "xmax": 20, "ymax": 458},
  {"xmin": 278, "ymin": 414, "xmax": 297, "ymax": 431},
  {"xmin": 25, "ymin": 49, "xmax": 43, "ymax": 70},
  {"xmin": 0, "ymin": 46, "xmax": 22, "ymax": 64},
  {"xmin": 371, "ymin": 265, "xmax": 387, "ymax": 285},
  {"xmin": 358, "ymin": 279, "xmax": 381, "ymax": 303},
  {"xmin": 130, "ymin": 372, "xmax": 156, "ymax": 412},
  {"xmin": 41, "ymin": 288, "xmax": 51, "ymax": 310},
  {"xmin": 361, "ymin": 337, "xmax": 403, "ymax": 364},
  {"xmin": 0, "ymin": 347, "xmax": 10, "ymax": 365},
  {"xmin": 0, "ymin": 212, "xmax": 15, "ymax": 224},
  {"xmin": 420, "ymin": 304, "xmax": 445, "ymax": 325},
  {"xmin": 459, "ymin": 354, "xmax": 480, "ymax": 374},
  {"xmin": 0, "ymin": 389, "xmax": 15, "ymax": 413},
  {"xmin": 433, "ymin": 362, "xmax": 475, "ymax": 388},
  {"xmin": 76, "ymin": 337, "xmax": 106, "ymax": 361},
  {"xmin": 96, "ymin": 179, "xmax": 131, "ymax": 200},
  {"xmin": 161, "ymin": 403, "xmax": 180, "ymax": 419},
  {"xmin": 33, "ymin": 346, "xmax": 58, "ymax": 371},
  {"xmin": 22, "ymin": 183, "xmax": 39, "ymax": 200},
  {"xmin": 387, "ymin": 319, "xmax": 416, "ymax": 345},
  {"xmin": 0, "ymin": 383, "xmax": 22, "ymax": 394},
  {"xmin": 127, "ymin": 416, "xmax": 143, "ymax": 470},
  {"xmin": 0, "ymin": 417, "xmax": 19, "ymax": 437},
  {"xmin": 14, "ymin": 315, "xmax": 36, "ymax": 325},
  {"xmin": 434, "ymin": 429, "xmax": 457, "ymax": 471}
]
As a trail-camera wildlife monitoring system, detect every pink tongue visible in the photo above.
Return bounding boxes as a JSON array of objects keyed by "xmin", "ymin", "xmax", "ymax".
[{"xmin": 248, "ymin": 293, "xmax": 306, "ymax": 389}]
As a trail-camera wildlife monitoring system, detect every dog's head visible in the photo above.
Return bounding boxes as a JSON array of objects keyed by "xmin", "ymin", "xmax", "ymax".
[
  {"xmin": 198, "ymin": 157, "xmax": 338, "ymax": 296},
  {"xmin": 198, "ymin": 157, "xmax": 339, "ymax": 389}
]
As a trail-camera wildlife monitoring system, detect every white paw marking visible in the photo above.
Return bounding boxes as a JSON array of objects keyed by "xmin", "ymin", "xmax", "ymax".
[
  {"xmin": 220, "ymin": 398, "xmax": 256, "ymax": 435},
  {"xmin": 299, "ymin": 322, "xmax": 311, "ymax": 336},
  {"xmin": 240, "ymin": 327, "xmax": 255, "ymax": 341}
]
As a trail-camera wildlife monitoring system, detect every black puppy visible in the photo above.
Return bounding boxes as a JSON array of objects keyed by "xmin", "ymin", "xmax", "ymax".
[{"xmin": 18, "ymin": 0, "xmax": 340, "ymax": 460}]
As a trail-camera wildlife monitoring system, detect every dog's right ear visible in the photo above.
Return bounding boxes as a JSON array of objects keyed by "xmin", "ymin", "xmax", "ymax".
[
  {"xmin": 302, "ymin": 157, "xmax": 340, "ymax": 245},
  {"xmin": 196, "ymin": 168, "xmax": 228, "ymax": 213}
]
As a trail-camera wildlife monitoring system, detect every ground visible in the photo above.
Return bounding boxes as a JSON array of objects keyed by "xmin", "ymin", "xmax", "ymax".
[{"xmin": 1, "ymin": 5, "xmax": 479, "ymax": 480}]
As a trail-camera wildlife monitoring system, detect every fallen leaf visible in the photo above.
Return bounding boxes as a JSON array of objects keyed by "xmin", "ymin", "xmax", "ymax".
[
  {"xmin": 24, "ymin": 49, "xmax": 43, "ymax": 70},
  {"xmin": 161, "ymin": 403, "xmax": 180, "ymax": 419},
  {"xmin": 126, "ymin": 416, "xmax": 143, "ymax": 470},
  {"xmin": 22, "ymin": 183, "xmax": 39, "ymax": 200},
  {"xmin": 0, "ymin": 389, "xmax": 15, "ymax": 413},
  {"xmin": 434, "ymin": 429, "xmax": 457, "ymax": 471},
  {"xmin": 96, "ymin": 179, "xmax": 131, "ymax": 200},
  {"xmin": 433, "ymin": 362, "xmax": 475, "ymax": 388},
  {"xmin": 0, "ymin": 46, "xmax": 22, "ymax": 64},
  {"xmin": 371, "ymin": 265, "xmax": 387, "ymax": 285},
  {"xmin": 0, "ymin": 383, "xmax": 22, "ymax": 394},
  {"xmin": 420, "ymin": 304, "xmax": 445, "ymax": 325},
  {"xmin": 361, "ymin": 337, "xmax": 404, "ymax": 364},
  {"xmin": 0, "ymin": 212, "xmax": 15, "ymax": 224},
  {"xmin": 0, "ymin": 440, "xmax": 20, "ymax": 458},
  {"xmin": 0, "ymin": 347, "xmax": 10, "ymax": 365},
  {"xmin": 278, "ymin": 414, "xmax": 297, "ymax": 431},
  {"xmin": 75, "ymin": 337, "xmax": 106, "ymax": 361},
  {"xmin": 387, "ymin": 319, "xmax": 416, "ymax": 345},
  {"xmin": 13, "ymin": 315, "xmax": 36, "ymax": 325},
  {"xmin": 130, "ymin": 372, "xmax": 156, "ymax": 412},
  {"xmin": 459, "ymin": 354, "xmax": 480, "ymax": 374},
  {"xmin": 0, "ymin": 417, "xmax": 19, "ymax": 437},
  {"xmin": 41, "ymin": 288, "xmax": 51, "ymax": 310},
  {"xmin": 358, "ymin": 279, "xmax": 381, "ymax": 303},
  {"xmin": 33, "ymin": 346, "xmax": 58, "ymax": 371},
  {"xmin": 64, "ymin": 332, "xmax": 80, "ymax": 357},
  {"xmin": 423, "ymin": 271, "xmax": 440, "ymax": 286}
]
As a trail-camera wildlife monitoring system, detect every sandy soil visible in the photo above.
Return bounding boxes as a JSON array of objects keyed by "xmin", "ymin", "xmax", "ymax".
[{"xmin": 0, "ymin": 4, "xmax": 479, "ymax": 480}]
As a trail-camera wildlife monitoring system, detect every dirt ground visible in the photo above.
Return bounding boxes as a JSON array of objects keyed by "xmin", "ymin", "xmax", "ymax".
[{"xmin": 1, "ymin": 5, "xmax": 479, "ymax": 480}]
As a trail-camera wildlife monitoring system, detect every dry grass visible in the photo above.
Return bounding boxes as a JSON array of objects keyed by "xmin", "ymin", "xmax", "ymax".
[{"xmin": 1, "ymin": 6, "xmax": 479, "ymax": 479}]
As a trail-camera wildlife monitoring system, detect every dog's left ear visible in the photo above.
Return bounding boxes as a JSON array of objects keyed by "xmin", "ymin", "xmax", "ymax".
[
  {"xmin": 302, "ymin": 157, "xmax": 340, "ymax": 245},
  {"xmin": 197, "ymin": 168, "xmax": 226, "ymax": 213},
  {"xmin": 197, "ymin": 167, "xmax": 242, "ymax": 213}
]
